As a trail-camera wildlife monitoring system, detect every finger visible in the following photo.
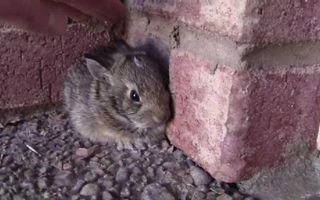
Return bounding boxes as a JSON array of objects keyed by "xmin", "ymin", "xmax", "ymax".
[
  {"xmin": 52, "ymin": 0, "xmax": 126, "ymax": 23},
  {"xmin": 0, "ymin": 0, "xmax": 67, "ymax": 34}
]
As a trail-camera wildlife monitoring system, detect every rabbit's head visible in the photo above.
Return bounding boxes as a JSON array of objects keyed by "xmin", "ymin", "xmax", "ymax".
[{"xmin": 85, "ymin": 40, "xmax": 171, "ymax": 131}]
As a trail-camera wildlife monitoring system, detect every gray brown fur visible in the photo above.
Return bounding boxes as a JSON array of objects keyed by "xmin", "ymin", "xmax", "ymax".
[{"xmin": 63, "ymin": 40, "xmax": 171, "ymax": 149}]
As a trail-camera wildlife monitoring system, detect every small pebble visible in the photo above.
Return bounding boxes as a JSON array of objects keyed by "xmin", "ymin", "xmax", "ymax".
[
  {"xmin": 167, "ymin": 145, "xmax": 175, "ymax": 153},
  {"xmin": 162, "ymin": 171, "xmax": 176, "ymax": 183},
  {"xmin": 76, "ymin": 148, "xmax": 89, "ymax": 157},
  {"xmin": 91, "ymin": 167, "xmax": 105, "ymax": 176},
  {"xmin": 162, "ymin": 161, "xmax": 176, "ymax": 169},
  {"xmin": 190, "ymin": 166, "xmax": 213, "ymax": 186},
  {"xmin": 71, "ymin": 179, "xmax": 85, "ymax": 194},
  {"xmin": 102, "ymin": 191, "xmax": 113, "ymax": 200},
  {"xmin": 80, "ymin": 183, "xmax": 100, "ymax": 196},
  {"xmin": 173, "ymin": 150, "xmax": 185, "ymax": 161},
  {"xmin": 155, "ymin": 158, "xmax": 164, "ymax": 165},
  {"xmin": 71, "ymin": 195, "xmax": 79, "ymax": 200},
  {"xmin": 42, "ymin": 192, "xmax": 50, "ymax": 199},
  {"xmin": 147, "ymin": 167, "xmax": 155, "ymax": 178},
  {"xmin": 84, "ymin": 171, "xmax": 98, "ymax": 182},
  {"xmin": 101, "ymin": 158, "xmax": 111, "ymax": 166},
  {"xmin": 206, "ymin": 192, "xmax": 217, "ymax": 200},
  {"xmin": 38, "ymin": 166, "xmax": 48, "ymax": 175},
  {"xmin": 243, "ymin": 197, "xmax": 256, "ymax": 200},
  {"xmin": 192, "ymin": 191, "xmax": 206, "ymax": 200},
  {"xmin": 182, "ymin": 174, "xmax": 194, "ymax": 185},
  {"xmin": 2, "ymin": 156, "xmax": 13, "ymax": 166},
  {"xmin": 107, "ymin": 163, "xmax": 119, "ymax": 174},
  {"xmin": 63, "ymin": 163, "xmax": 72, "ymax": 170},
  {"xmin": 216, "ymin": 194, "xmax": 233, "ymax": 200},
  {"xmin": 197, "ymin": 185, "xmax": 209, "ymax": 193},
  {"xmin": 84, "ymin": 140, "xmax": 93, "ymax": 148},
  {"xmin": 141, "ymin": 183, "xmax": 175, "ymax": 200},
  {"xmin": 0, "ymin": 175, "xmax": 7, "ymax": 181},
  {"xmin": 161, "ymin": 140, "xmax": 170, "ymax": 150},
  {"xmin": 232, "ymin": 191, "xmax": 245, "ymax": 200},
  {"xmin": 101, "ymin": 179, "xmax": 113, "ymax": 188},
  {"xmin": 54, "ymin": 170, "xmax": 74, "ymax": 186},
  {"xmin": 0, "ymin": 188, "xmax": 5, "ymax": 195},
  {"xmin": 37, "ymin": 178, "xmax": 48, "ymax": 190},
  {"xmin": 120, "ymin": 186, "xmax": 131, "ymax": 197},
  {"xmin": 13, "ymin": 195, "xmax": 25, "ymax": 200},
  {"xmin": 115, "ymin": 167, "xmax": 129, "ymax": 183}
]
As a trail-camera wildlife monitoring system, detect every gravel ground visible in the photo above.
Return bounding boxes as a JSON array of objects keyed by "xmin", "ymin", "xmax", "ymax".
[{"xmin": 0, "ymin": 106, "xmax": 253, "ymax": 200}]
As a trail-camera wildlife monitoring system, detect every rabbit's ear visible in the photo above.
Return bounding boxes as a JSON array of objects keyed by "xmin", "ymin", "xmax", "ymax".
[{"xmin": 85, "ymin": 58, "xmax": 113, "ymax": 83}]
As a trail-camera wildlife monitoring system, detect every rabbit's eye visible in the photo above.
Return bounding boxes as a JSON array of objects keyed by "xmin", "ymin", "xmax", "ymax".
[{"xmin": 130, "ymin": 90, "xmax": 140, "ymax": 102}]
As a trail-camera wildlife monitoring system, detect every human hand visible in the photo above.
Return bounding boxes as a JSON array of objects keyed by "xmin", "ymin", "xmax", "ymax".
[{"xmin": 0, "ymin": 0, "xmax": 126, "ymax": 34}]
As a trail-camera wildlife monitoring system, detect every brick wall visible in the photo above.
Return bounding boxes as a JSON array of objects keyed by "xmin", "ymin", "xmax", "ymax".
[
  {"xmin": 0, "ymin": 25, "xmax": 110, "ymax": 109},
  {"xmin": 125, "ymin": 0, "xmax": 320, "ymax": 182}
]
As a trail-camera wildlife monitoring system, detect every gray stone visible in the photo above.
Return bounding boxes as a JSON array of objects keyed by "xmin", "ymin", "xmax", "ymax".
[
  {"xmin": 101, "ymin": 179, "xmax": 113, "ymax": 189},
  {"xmin": 120, "ymin": 186, "xmax": 131, "ymax": 198},
  {"xmin": 190, "ymin": 166, "xmax": 212, "ymax": 186},
  {"xmin": 115, "ymin": 167, "xmax": 129, "ymax": 183},
  {"xmin": 37, "ymin": 177, "xmax": 48, "ymax": 190},
  {"xmin": 84, "ymin": 171, "xmax": 98, "ymax": 182},
  {"xmin": 71, "ymin": 195, "xmax": 80, "ymax": 200},
  {"xmin": 206, "ymin": 192, "xmax": 217, "ymax": 200},
  {"xmin": 75, "ymin": 148, "xmax": 89, "ymax": 157},
  {"xmin": 161, "ymin": 140, "xmax": 170, "ymax": 150},
  {"xmin": 71, "ymin": 179, "xmax": 85, "ymax": 194},
  {"xmin": 173, "ymin": 150, "xmax": 186, "ymax": 161},
  {"xmin": 182, "ymin": 174, "xmax": 194, "ymax": 185},
  {"xmin": 0, "ymin": 188, "xmax": 5, "ymax": 195},
  {"xmin": 232, "ymin": 192, "xmax": 245, "ymax": 200},
  {"xmin": 216, "ymin": 194, "xmax": 233, "ymax": 200},
  {"xmin": 147, "ymin": 167, "xmax": 155, "ymax": 178},
  {"xmin": 54, "ymin": 170, "xmax": 75, "ymax": 186},
  {"xmin": 80, "ymin": 183, "xmax": 100, "ymax": 196},
  {"xmin": 42, "ymin": 192, "xmax": 50, "ymax": 199},
  {"xmin": 141, "ymin": 183, "xmax": 175, "ymax": 200},
  {"xmin": 102, "ymin": 191, "xmax": 113, "ymax": 200},
  {"xmin": 13, "ymin": 195, "xmax": 25, "ymax": 200},
  {"xmin": 191, "ymin": 191, "xmax": 206, "ymax": 200}
]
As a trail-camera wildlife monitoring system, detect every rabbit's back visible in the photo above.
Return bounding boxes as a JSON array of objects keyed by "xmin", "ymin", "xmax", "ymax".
[{"xmin": 63, "ymin": 60, "xmax": 92, "ymax": 111}]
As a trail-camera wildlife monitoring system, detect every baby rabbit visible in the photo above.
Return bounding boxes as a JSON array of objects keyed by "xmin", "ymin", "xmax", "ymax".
[{"xmin": 63, "ymin": 39, "xmax": 171, "ymax": 149}]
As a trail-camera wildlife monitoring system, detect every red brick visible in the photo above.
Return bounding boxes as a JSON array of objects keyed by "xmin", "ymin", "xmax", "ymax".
[
  {"xmin": 127, "ymin": 0, "xmax": 320, "ymax": 44},
  {"xmin": 167, "ymin": 50, "xmax": 320, "ymax": 182},
  {"xmin": 127, "ymin": 0, "xmax": 244, "ymax": 40},
  {"xmin": 0, "ymin": 25, "xmax": 109, "ymax": 109},
  {"xmin": 240, "ymin": 0, "xmax": 320, "ymax": 44}
]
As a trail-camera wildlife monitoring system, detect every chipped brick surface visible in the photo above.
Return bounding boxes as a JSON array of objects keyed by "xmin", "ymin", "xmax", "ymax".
[
  {"xmin": 167, "ymin": 50, "xmax": 320, "ymax": 182},
  {"xmin": 127, "ymin": 0, "xmax": 320, "ymax": 44},
  {"xmin": 127, "ymin": 0, "xmax": 244, "ymax": 40},
  {"xmin": 0, "ymin": 25, "xmax": 109, "ymax": 109}
]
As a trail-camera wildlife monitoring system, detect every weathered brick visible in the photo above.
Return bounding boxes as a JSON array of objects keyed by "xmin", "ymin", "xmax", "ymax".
[
  {"xmin": 127, "ymin": 0, "xmax": 320, "ymax": 44},
  {"xmin": 0, "ymin": 25, "xmax": 109, "ymax": 109},
  {"xmin": 127, "ymin": 0, "xmax": 244, "ymax": 40},
  {"xmin": 167, "ymin": 50, "xmax": 320, "ymax": 182},
  {"xmin": 125, "ymin": 9, "xmax": 320, "ymax": 181}
]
